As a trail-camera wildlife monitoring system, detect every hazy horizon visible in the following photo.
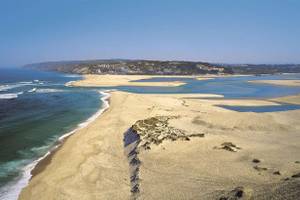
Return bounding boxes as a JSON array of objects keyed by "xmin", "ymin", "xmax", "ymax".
[
  {"xmin": 2, "ymin": 58, "xmax": 300, "ymax": 69},
  {"xmin": 1, "ymin": 0, "xmax": 300, "ymax": 67}
]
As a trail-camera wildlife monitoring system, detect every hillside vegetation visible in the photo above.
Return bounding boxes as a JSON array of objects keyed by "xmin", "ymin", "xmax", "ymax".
[{"xmin": 25, "ymin": 59, "xmax": 300, "ymax": 75}]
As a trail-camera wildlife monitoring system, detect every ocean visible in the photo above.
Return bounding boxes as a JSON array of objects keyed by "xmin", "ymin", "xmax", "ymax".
[{"xmin": 0, "ymin": 68, "xmax": 104, "ymax": 199}]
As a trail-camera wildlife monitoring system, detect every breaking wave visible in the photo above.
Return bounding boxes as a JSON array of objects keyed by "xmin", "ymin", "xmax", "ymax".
[
  {"xmin": 35, "ymin": 89, "xmax": 65, "ymax": 93},
  {"xmin": 0, "ymin": 92, "xmax": 23, "ymax": 100}
]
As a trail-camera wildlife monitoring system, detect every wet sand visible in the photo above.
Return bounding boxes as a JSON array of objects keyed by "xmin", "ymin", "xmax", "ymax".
[
  {"xmin": 272, "ymin": 94, "xmax": 300, "ymax": 105},
  {"xmin": 19, "ymin": 75, "xmax": 300, "ymax": 199}
]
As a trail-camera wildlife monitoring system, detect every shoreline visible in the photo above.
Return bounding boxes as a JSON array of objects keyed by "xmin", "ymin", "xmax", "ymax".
[
  {"xmin": 18, "ymin": 90, "xmax": 300, "ymax": 199},
  {"xmin": 31, "ymin": 91, "xmax": 111, "ymax": 178},
  {"xmin": 67, "ymin": 74, "xmax": 255, "ymax": 88},
  {"xmin": 0, "ymin": 91, "xmax": 111, "ymax": 200},
  {"xmin": 16, "ymin": 73, "xmax": 300, "ymax": 199},
  {"xmin": 249, "ymin": 79, "xmax": 300, "ymax": 87},
  {"xmin": 69, "ymin": 74, "xmax": 189, "ymax": 87}
]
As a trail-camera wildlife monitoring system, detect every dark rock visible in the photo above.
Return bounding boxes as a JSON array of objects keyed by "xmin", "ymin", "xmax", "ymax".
[
  {"xmin": 130, "ymin": 157, "xmax": 141, "ymax": 166},
  {"xmin": 217, "ymin": 142, "xmax": 241, "ymax": 152},
  {"xmin": 235, "ymin": 189, "xmax": 243, "ymax": 198},
  {"xmin": 218, "ymin": 186, "xmax": 249, "ymax": 200},
  {"xmin": 223, "ymin": 145, "xmax": 236, "ymax": 152},
  {"xmin": 183, "ymin": 136, "xmax": 190, "ymax": 141},
  {"xmin": 291, "ymin": 172, "xmax": 300, "ymax": 178},
  {"xmin": 128, "ymin": 149, "xmax": 136, "ymax": 157},
  {"xmin": 253, "ymin": 166, "xmax": 268, "ymax": 171},
  {"xmin": 188, "ymin": 133, "xmax": 205, "ymax": 137},
  {"xmin": 273, "ymin": 171, "xmax": 281, "ymax": 175},
  {"xmin": 145, "ymin": 146, "xmax": 151, "ymax": 150},
  {"xmin": 130, "ymin": 174, "xmax": 139, "ymax": 182},
  {"xmin": 131, "ymin": 184, "xmax": 140, "ymax": 193},
  {"xmin": 252, "ymin": 159, "xmax": 260, "ymax": 163}
]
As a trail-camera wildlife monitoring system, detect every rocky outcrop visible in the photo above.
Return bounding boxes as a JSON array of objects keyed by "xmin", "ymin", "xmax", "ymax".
[
  {"xmin": 291, "ymin": 172, "xmax": 300, "ymax": 178},
  {"xmin": 123, "ymin": 116, "xmax": 205, "ymax": 198},
  {"xmin": 218, "ymin": 186, "xmax": 253, "ymax": 200},
  {"xmin": 131, "ymin": 116, "xmax": 204, "ymax": 150},
  {"xmin": 214, "ymin": 142, "xmax": 242, "ymax": 152},
  {"xmin": 123, "ymin": 129, "xmax": 141, "ymax": 199}
]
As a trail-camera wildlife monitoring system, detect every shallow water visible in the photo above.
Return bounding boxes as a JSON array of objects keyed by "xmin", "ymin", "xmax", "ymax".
[
  {"xmin": 118, "ymin": 74, "xmax": 300, "ymax": 98},
  {"xmin": 218, "ymin": 104, "xmax": 300, "ymax": 113}
]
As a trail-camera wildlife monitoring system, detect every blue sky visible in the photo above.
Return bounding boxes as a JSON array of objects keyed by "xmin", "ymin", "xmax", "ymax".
[{"xmin": 0, "ymin": 0, "xmax": 299, "ymax": 67}]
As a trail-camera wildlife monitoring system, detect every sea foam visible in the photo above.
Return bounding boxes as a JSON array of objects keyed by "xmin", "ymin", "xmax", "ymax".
[
  {"xmin": 0, "ymin": 82, "xmax": 37, "ymax": 92},
  {"xmin": 35, "ymin": 88, "xmax": 65, "ymax": 93},
  {"xmin": 0, "ymin": 85, "xmax": 19, "ymax": 92},
  {"xmin": 0, "ymin": 92, "xmax": 23, "ymax": 100}
]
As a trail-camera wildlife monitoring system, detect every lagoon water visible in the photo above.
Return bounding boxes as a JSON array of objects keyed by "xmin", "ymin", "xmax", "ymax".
[
  {"xmin": 123, "ymin": 73, "xmax": 300, "ymax": 98},
  {"xmin": 219, "ymin": 104, "xmax": 300, "ymax": 113},
  {"xmin": 0, "ymin": 68, "xmax": 300, "ymax": 198}
]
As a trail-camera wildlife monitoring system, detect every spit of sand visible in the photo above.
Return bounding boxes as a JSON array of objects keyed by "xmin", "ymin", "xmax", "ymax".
[{"xmin": 19, "ymin": 75, "xmax": 300, "ymax": 200}]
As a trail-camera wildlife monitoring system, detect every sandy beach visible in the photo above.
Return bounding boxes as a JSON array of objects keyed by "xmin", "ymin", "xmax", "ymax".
[
  {"xmin": 68, "ymin": 74, "xmax": 249, "ymax": 88},
  {"xmin": 272, "ymin": 94, "xmax": 300, "ymax": 105},
  {"xmin": 249, "ymin": 79, "xmax": 300, "ymax": 87},
  {"xmin": 19, "ymin": 76, "xmax": 300, "ymax": 200}
]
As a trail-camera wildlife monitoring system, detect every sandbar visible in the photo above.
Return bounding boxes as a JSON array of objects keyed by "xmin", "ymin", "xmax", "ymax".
[
  {"xmin": 68, "ymin": 75, "xmax": 191, "ymax": 87},
  {"xmin": 249, "ymin": 79, "xmax": 300, "ymax": 87}
]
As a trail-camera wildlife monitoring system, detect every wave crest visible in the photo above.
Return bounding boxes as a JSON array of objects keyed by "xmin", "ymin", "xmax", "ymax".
[
  {"xmin": 35, "ymin": 89, "xmax": 65, "ymax": 93},
  {"xmin": 0, "ymin": 93, "xmax": 19, "ymax": 100}
]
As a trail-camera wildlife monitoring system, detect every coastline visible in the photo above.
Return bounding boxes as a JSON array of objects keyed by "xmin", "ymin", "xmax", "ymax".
[
  {"xmin": 17, "ymin": 74, "xmax": 300, "ymax": 199},
  {"xmin": 31, "ymin": 91, "xmax": 111, "ymax": 178},
  {"xmin": 0, "ymin": 91, "xmax": 111, "ymax": 200},
  {"xmin": 19, "ymin": 91, "xmax": 136, "ymax": 200},
  {"xmin": 68, "ymin": 74, "xmax": 255, "ymax": 88},
  {"xmin": 18, "ymin": 89, "xmax": 300, "ymax": 199}
]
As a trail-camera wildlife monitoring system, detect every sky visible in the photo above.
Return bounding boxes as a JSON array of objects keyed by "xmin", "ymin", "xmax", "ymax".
[{"xmin": 0, "ymin": 0, "xmax": 299, "ymax": 67}]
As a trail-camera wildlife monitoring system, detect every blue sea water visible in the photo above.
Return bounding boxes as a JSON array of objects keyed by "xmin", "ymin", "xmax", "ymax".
[
  {"xmin": 0, "ymin": 68, "xmax": 103, "ymax": 198},
  {"xmin": 0, "ymin": 68, "xmax": 300, "ymax": 199}
]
